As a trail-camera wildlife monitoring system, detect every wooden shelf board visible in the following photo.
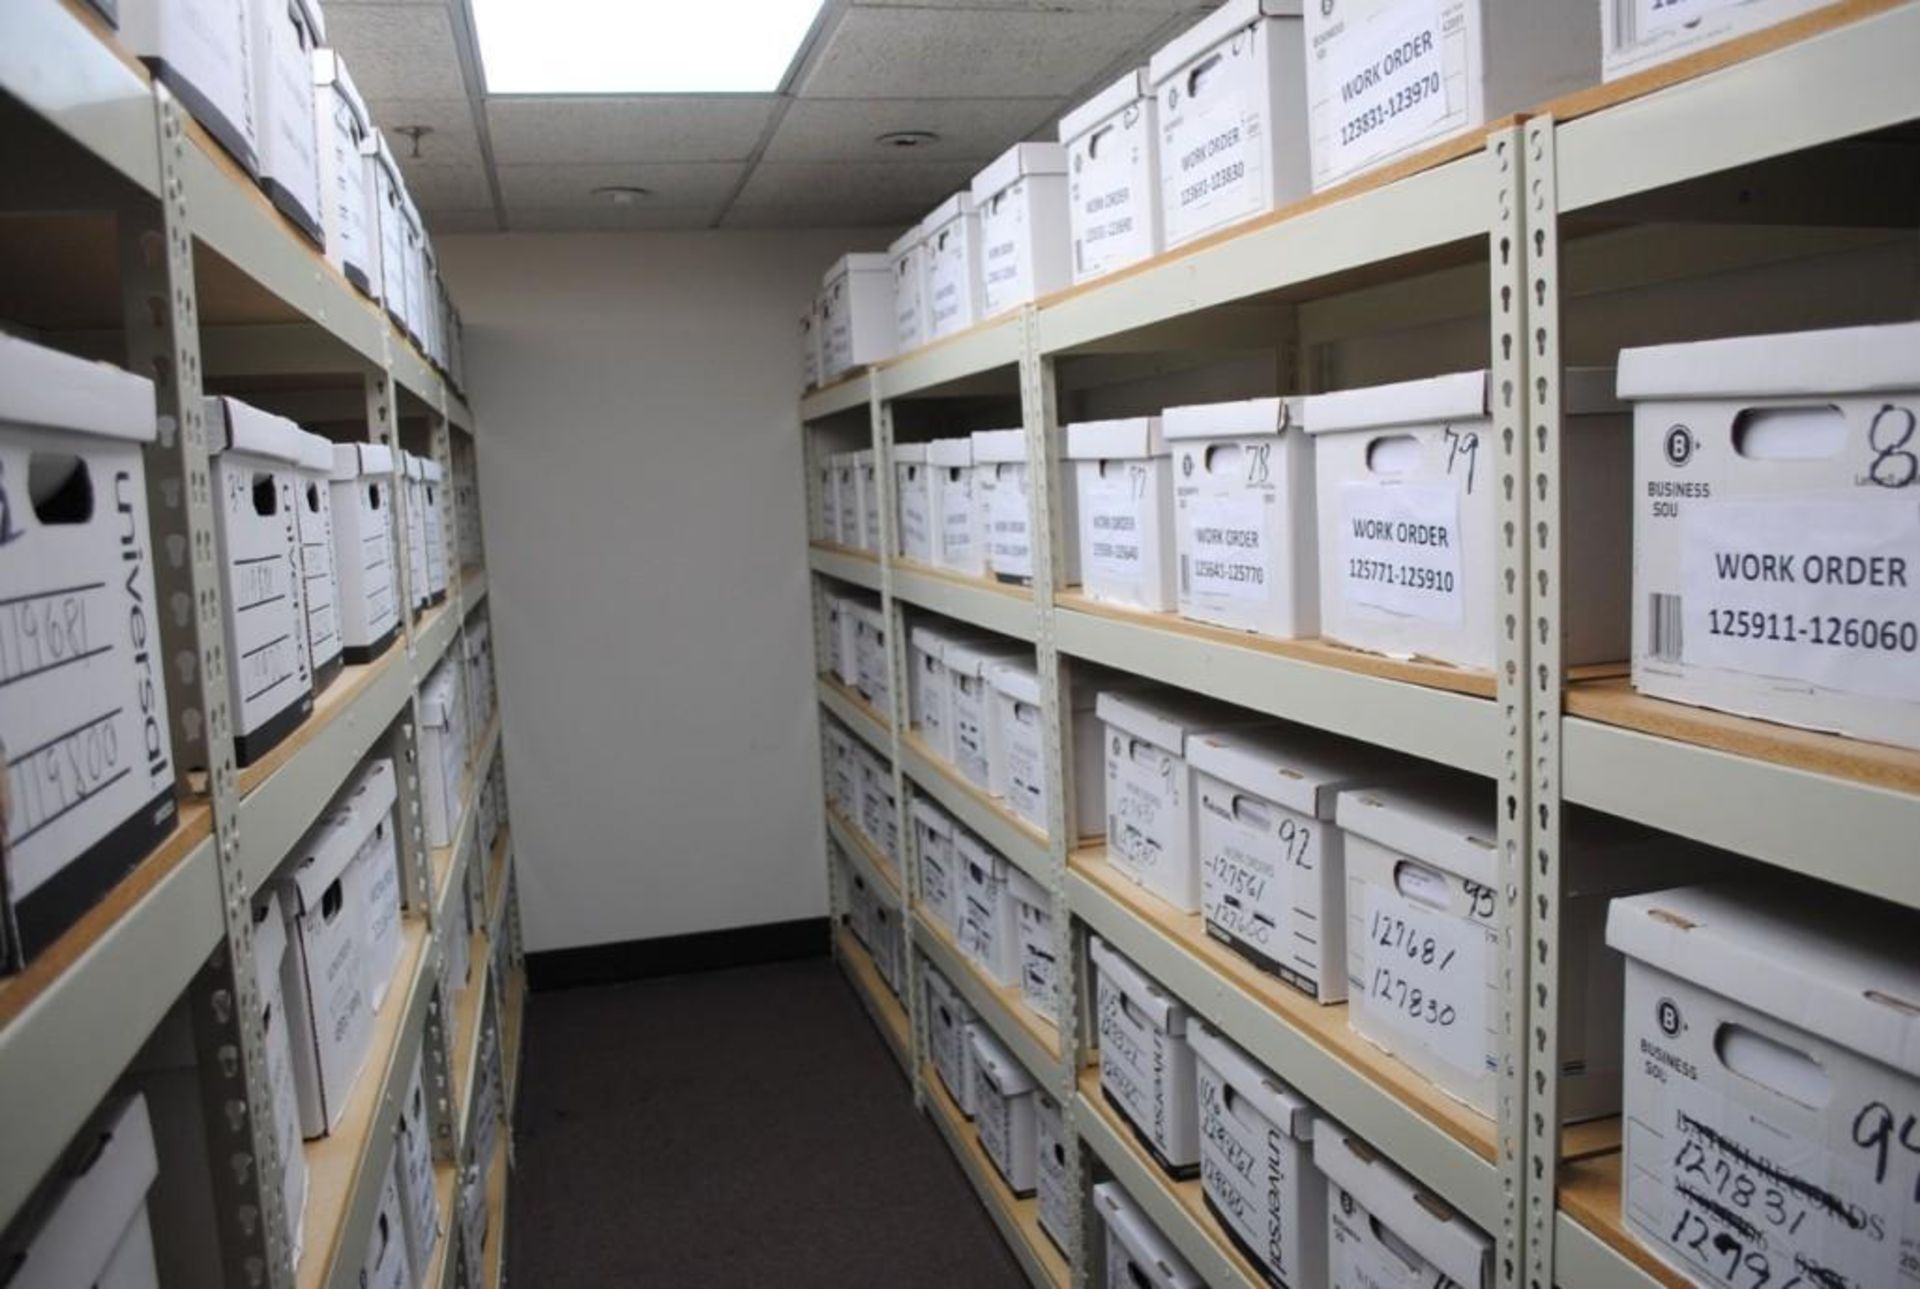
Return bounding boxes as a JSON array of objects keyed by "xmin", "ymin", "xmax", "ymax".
[
  {"xmin": 923, "ymin": 1065, "xmax": 1071, "ymax": 1289},
  {"xmin": 480, "ymin": 1133, "xmax": 509, "ymax": 1289},
  {"xmin": 1071, "ymin": 846, "xmax": 1496, "ymax": 1163},
  {"xmin": 418, "ymin": 1163, "xmax": 458, "ymax": 1289},
  {"xmin": 1567, "ymin": 676, "xmax": 1920, "ymax": 795},
  {"xmin": 901, "ymin": 729, "xmax": 1052, "ymax": 852},
  {"xmin": 827, "ymin": 805, "xmax": 902, "ymax": 902},
  {"xmin": 0, "ymin": 800, "xmax": 212, "ymax": 1030},
  {"xmin": 1560, "ymin": 1150, "xmax": 1692, "ymax": 1289},
  {"xmin": 835, "ymin": 924, "xmax": 911, "ymax": 1062},
  {"xmin": 809, "ymin": 540, "xmax": 881, "ymax": 565},
  {"xmin": 1077, "ymin": 1067, "xmax": 1267, "ymax": 1288},
  {"xmin": 236, "ymin": 645, "xmax": 404, "ymax": 797},
  {"xmin": 819, "ymin": 673, "xmax": 892, "ymax": 741},
  {"xmin": 296, "ymin": 918, "xmax": 429, "ymax": 1289},
  {"xmin": 1055, "ymin": 592, "xmax": 1500, "ymax": 700},
  {"xmin": 915, "ymin": 906, "xmax": 1062, "ymax": 1064},
  {"xmin": 893, "ymin": 557, "xmax": 1035, "ymax": 604}
]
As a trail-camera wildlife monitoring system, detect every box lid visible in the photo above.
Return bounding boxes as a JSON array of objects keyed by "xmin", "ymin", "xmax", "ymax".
[
  {"xmin": 927, "ymin": 436, "xmax": 974, "ymax": 467},
  {"xmin": 12, "ymin": 1096, "xmax": 159, "ymax": 1289},
  {"xmin": 943, "ymin": 639, "xmax": 1026, "ymax": 679},
  {"xmin": 1066, "ymin": 416, "xmax": 1167, "ymax": 460},
  {"xmin": 971, "ymin": 141, "xmax": 1068, "ymax": 204},
  {"xmin": 1334, "ymin": 773, "xmax": 1498, "ymax": 888},
  {"xmin": 852, "ymin": 448, "xmax": 874, "ymax": 467},
  {"xmin": 251, "ymin": 888, "xmax": 289, "ymax": 1004},
  {"xmin": 1618, "ymin": 321, "xmax": 1920, "ymax": 399},
  {"xmin": 0, "ymin": 334, "xmax": 156, "ymax": 446},
  {"xmin": 290, "ymin": 427, "xmax": 335, "ymax": 474},
  {"xmin": 924, "ymin": 190, "xmax": 977, "ymax": 232},
  {"xmin": 968, "ymin": 1025, "xmax": 1036, "ymax": 1097},
  {"xmin": 1187, "ymin": 725, "xmax": 1408, "ymax": 819},
  {"xmin": 987, "ymin": 657, "xmax": 1041, "ymax": 705},
  {"xmin": 1606, "ymin": 882, "xmax": 1920, "ymax": 1074},
  {"xmin": 332, "ymin": 441, "xmax": 394, "ymax": 479},
  {"xmin": 207, "ymin": 395, "xmax": 304, "ymax": 463},
  {"xmin": 1088, "ymin": 934, "xmax": 1186, "ymax": 1032},
  {"xmin": 971, "ymin": 428, "xmax": 1026, "ymax": 463},
  {"xmin": 888, "ymin": 222, "xmax": 923, "ymax": 259},
  {"xmin": 1096, "ymin": 687, "xmax": 1253, "ymax": 755},
  {"xmin": 366, "ymin": 130, "xmax": 403, "ymax": 182},
  {"xmin": 1149, "ymin": 0, "xmax": 1302, "ymax": 86},
  {"xmin": 1059, "ymin": 67, "xmax": 1150, "ymax": 144},
  {"xmin": 282, "ymin": 802, "xmax": 365, "ymax": 916},
  {"xmin": 825, "ymin": 252, "xmax": 891, "ymax": 287},
  {"xmin": 404, "ymin": 452, "xmax": 426, "ymax": 480},
  {"xmin": 894, "ymin": 443, "xmax": 928, "ymax": 464},
  {"xmin": 1188, "ymin": 1020, "xmax": 1315, "ymax": 1140},
  {"xmin": 421, "ymin": 457, "xmax": 443, "ymax": 484},
  {"xmin": 1161, "ymin": 396, "xmax": 1300, "ymax": 442},
  {"xmin": 910, "ymin": 797, "xmax": 953, "ymax": 838},
  {"xmin": 1312, "ymin": 1123, "xmax": 1490, "ymax": 1289},
  {"xmin": 1008, "ymin": 863, "xmax": 1047, "ymax": 909},
  {"xmin": 312, "ymin": 50, "xmax": 372, "ymax": 134},
  {"xmin": 1306, "ymin": 369, "xmax": 1621, "ymax": 435}
]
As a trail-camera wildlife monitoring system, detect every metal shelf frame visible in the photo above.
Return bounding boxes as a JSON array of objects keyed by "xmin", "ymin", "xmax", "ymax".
[
  {"xmin": 801, "ymin": 9, "xmax": 1920, "ymax": 1285},
  {"xmin": 0, "ymin": 4, "xmax": 523, "ymax": 1283}
]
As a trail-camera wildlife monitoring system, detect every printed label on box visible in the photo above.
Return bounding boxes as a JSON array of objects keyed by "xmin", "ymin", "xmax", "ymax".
[
  {"xmin": 1340, "ymin": 481, "xmax": 1464, "ymax": 624},
  {"xmin": 1673, "ymin": 496, "xmax": 1920, "ymax": 703},
  {"xmin": 1358, "ymin": 882, "xmax": 1485, "ymax": 1075},
  {"xmin": 1183, "ymin": 493, "xmax": 1271, "ymax": 601},
  {"xmin": 1322, "ymin": 2, "xmax": 1450, "ymax": 178},
  {"xmin": 1172, "ymin": 95, "xmax": 1256, "ymax": 228},
  {"xmin": 1084, "ymin": 467, "xmax": 1153, "ymax": 580}
]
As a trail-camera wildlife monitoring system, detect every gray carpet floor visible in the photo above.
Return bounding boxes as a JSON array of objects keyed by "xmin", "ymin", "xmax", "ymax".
[{"xmin": 506, "ymin": 955, "xmax": 1026, "ymax": 1286}]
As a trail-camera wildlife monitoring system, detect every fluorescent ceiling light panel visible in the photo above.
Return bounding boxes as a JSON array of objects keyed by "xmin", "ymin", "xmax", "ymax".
[{"xmin": 473, "ymin": 0, "xmax": 825, "ymax": 94}]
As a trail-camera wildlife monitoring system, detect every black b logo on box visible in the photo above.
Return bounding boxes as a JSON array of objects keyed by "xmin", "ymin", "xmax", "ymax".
[
  {"xmin": 1663, "ymin": 425, "xmax": 1695, "ymax": 468},
  {"xmin": 1657, "ymin": 997, "xmax": 1684, "ymax": 1037}
]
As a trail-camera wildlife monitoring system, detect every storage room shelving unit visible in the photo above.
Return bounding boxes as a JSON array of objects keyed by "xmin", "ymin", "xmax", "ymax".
[
  {"xmin": 0, "ymin": 3, "xmax": 526, "ymax": 1287},
  {"xmin": 800, "ymin": 5, "xmax": 1920, "ymax": 1287}
]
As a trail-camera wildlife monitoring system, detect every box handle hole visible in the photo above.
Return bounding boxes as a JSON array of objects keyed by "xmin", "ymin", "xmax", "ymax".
[
  {"xmin": 28, "ymin": 453, "xmax": 93, "ymax": 524},
  {"xmin": 1714, "ymin": 1021, "xmax": 1831, "ymax": 1108},
  {"xmin": 1732, "ymin": 405, "xmax": 1845, "ymax": 461}
]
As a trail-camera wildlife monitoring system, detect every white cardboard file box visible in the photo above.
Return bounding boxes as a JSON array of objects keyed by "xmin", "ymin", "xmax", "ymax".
[
  {"xmin": 1189, "ymin": 1021, "xmax": 1326, "ymax": 1287},
  {"xmin": 0, "ymin": 338, "xmax": 176, "ymax": 969},
  {"xmin": 346, "ymin": 756, "xmax": 402, "ymax": 1011},
  {"xmin": 369, "ymin": 134, "xmax": 409, "ymax": 329},
  {"xmin": 832, "ymin": 453, "xmax": 863, "ymax": 553},
  {"xmin": 360, "ymin": 1163, "xmax": 413, "ymax": 1289},
  {"xmin": 418, "ymin": 659, "xmax": 469, "ymax": 849},
  {"xmin": 1302, "ymin": 0, "xmax": 1599, "ymax": 192},
  {"xmin": 822, "ymin": 253, "xmax": 894, "ymax": 377},
  {"xmin": 924, "ymin": 192, "xmax": 985, "ymax": 341},
  {"xmin": 856, "ymin": 449, "xmax": 881, "ymax": 555},
  {"xmin": 463, "ymin": 615, "xmax": 495, "ymax": 734},
  {"xmin": 1009, "ymin": 865, "xmax": 1057, "ymax": 1025},
  {"xmin": 824, "ymin": 719, "xmax": 859, "ymax": 821},
  {"xmin": 1068, "ymin": 416, "xmax": 1178, "ymax": 612},
  {"xmin": 207, "ymin": 395, "xmax": 315, "ymax": 765},
  {"xmin": 850, "ymin": 599, "xmax": 892, "ymax": 720},
  {"xmin": 895, "ymin": 444, "xmax": 934, "ymax": 564},
  {"xmin": 1037, "ymin": 1091, "xmax": 1073, "ymax": 1255},
  {"xmin": 247, "ymin": 0, "xmax": 325, "ymax": 240},
  {"xmin": 926, "ymin": 965, "xmax": 980, "ymax": 1116},
  {"xmin": 280, "ymin": 798, "xmax": 376, "ymax": 1137},
  {"xmin": 395, "ymin": 1052, "xmax": 440, "ymax": 1278},
  {"xmin": 929, "ymin": 436, "xmax": 986, "ymax": 576},
  {"xmin": 1315, "ymin": 1122, "xmax": 1490, "ymax": 1289},
  {"xmin": 1148, "ymin": 0, "xmax": 1309, "ymax": 251},
  {"xmin": 801, "ymin": 310, "xmax": 821, "ymax": 390},
  {"xmin": 826, "ymin": 589, "xmax": 870, "ymax": 689},
  {"xmin": 912, "ymin": 797, "xmax": 960, "ymax": 933},
  {"xmin": 944, "ymin": 639, "xmax": 1027, "ymax": 789},
  {"xmin": 251, "ymin": 891, "xmax": 310, "ymax": 1260},
  {"xmin": 1340, "ymin": 776, "xmax": 1723, "ymax": 1122},
  {"xmin": 1164, "ymin": 396, "xmax": 1318, "ymax": 637},
  {"xmin": 1608, "ymin": 882, "xmax": 1920, "ymax": 1289},
  {"xmin": 984, "ymin": 658, "xmax": 1047, "ymax": 832},
  {"xmin": 400, "ymin": 198, "xmax": 429, "ymax": 347},
  {"xmin": 1305, "ymin": 368, "xmax": 1629, "ymax": 671},
  {"xmin": 1090, "ymin": 934, "xmax": 1200, "ymax": 1176},
  {"xmin": 958, "ymin": 832, "xmax": 1019, "ymax": 987},
  {"xmin": 1602, "ymin": 0, "xmax": 1834, "ymax": 81},
  {"xmin": 971, "ymin": 142, "xmax": 1072, "ymax": 319},
  {"xmin": 1189, "ymin": 724, "xmax": 1418, "ymax": 1002},
  {"xmin": 856, "ymin": 744, "xmax": 898, "ymax": 865},
  {"xmin": 1622, "ymin": 322, "xmax": 1920, "ymax": 750},
  {"xmin": 402, "ymin": 453, "xmax": 429, "ymax": 611},
  {"xmin": 8, "ymin": 1095, "xmax": 162, "ymax": 1289},
  {"xmin": 329, "ymin": 442, "xmax": 400, "ymax": 662},
  {"xmin": 291, "ymin": 427, "xmax": 342, "ymax": 687},
  {"xmin": 1059, "ymin": 68, "xmax": 1162, "ymax": 284},
  {"xmin": 1095, "ymin": 1181, "xmax": 1204, "ymax": 1289},
  {"xmin": 969, "ymin": 1026, "xmax": 1040, "ymax": 1196},
  {"xmin": 814, "ymin": 455, "xmax": 838, "ymax": 544},
  {"xmin": 974, "ymin": 429, "xmax": 1034, "ymax": 585},
  {"xmin": 890, "ymin": 222, "xmax": 930, "ymax": 355},
  {"xmin": 311, "ymin": 51, "xmax": 377, "ymax": 296},
  {"xmin": 1099, "ymin": 688, "xmax": 1263, "ymax": 913},
  {"xmin": 421, "ymin": 456, "xmax": 448, "ymax": 602},
  {"xmin": 908, "ymin": 622, "xmax": 984, "ymax": 761},
  {"xmin": 121, "ymin": 0, "xmax": 256, "ymax": 175},
  {"xmin": 870, "ymin": 892, "xmax": 905, "ymax": 997}
]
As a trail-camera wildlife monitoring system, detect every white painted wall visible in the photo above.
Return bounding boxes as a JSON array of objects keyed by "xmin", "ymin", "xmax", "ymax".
[{"xmin": 438, "ymin": 229, "xmax": 888, "ymax": 953}]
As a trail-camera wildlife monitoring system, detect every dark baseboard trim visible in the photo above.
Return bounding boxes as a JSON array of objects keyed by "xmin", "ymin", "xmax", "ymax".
[{"xmin": 526, "ymin": 916, "xmax": 830, "ymax": 992}]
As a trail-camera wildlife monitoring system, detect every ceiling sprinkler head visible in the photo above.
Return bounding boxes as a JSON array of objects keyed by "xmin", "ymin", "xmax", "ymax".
[
  {"xmin": 875, "ymin": 130, "xmax": 939, "ymax": 150},
  {"xmin": 394, "ymin": 124, "xmax": 433, "ymax": 159}
]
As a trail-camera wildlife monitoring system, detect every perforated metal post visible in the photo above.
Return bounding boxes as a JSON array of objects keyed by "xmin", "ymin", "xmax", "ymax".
[
  {"xmin": 1489, "ymin": 122, "xmax": 1538, "ymax": 1289},
  {"xmin": 1018, "ymin": 307, "xmax": 1092, "ymax": 1283},
  {"xmin": 122, "ymin": 86, "xmax": 292, "ymax": 1289},
  {"xmin": 367, "ymin": 370, "xmax": 418, "ymax": 643}
]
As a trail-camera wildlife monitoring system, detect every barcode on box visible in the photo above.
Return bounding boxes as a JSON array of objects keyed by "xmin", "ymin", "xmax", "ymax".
[{"xmin": 1649, "ymin": 592, "xmax": 1683, "ymax": 662}]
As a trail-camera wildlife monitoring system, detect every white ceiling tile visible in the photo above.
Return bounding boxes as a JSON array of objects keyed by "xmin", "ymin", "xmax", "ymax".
[
  {"xmin": 495, "ymin": 162, "xmax": 747, "ymax": 209},
  {"xmin": 486, "ymin": 97, "xmax": 780, "ymax": 164},
  {"xmin": 322, "ymin": 4, "xmax": 469, "ymax": 100},
  {"xmin": 731, "ymin": 159, "xmax": 975, "ymax": 211},
  {"xmin": 760, "ymin": 96, "xmax": 1062, "ymax": 163},
  {"xmin": 719, "ymin": 205, "xmax": 918, "ymax": 230},
  {"xmin": 503, "ymin": 205, "xmax": 727, "ymax": 232},
  {"xmin": 398, "ymin": 153, "xmax": 495, "ymax": 209},
  {"xmin": 798, "ymin": 7, "xmax": 1174, "ymax": 98},
  {"xmin": 421, "ymin": 209, "xmax": 503, "ymax": 235},
  {"xmin": 361, "ymin": 97, "xmax": 480, "ymax": 159}
]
